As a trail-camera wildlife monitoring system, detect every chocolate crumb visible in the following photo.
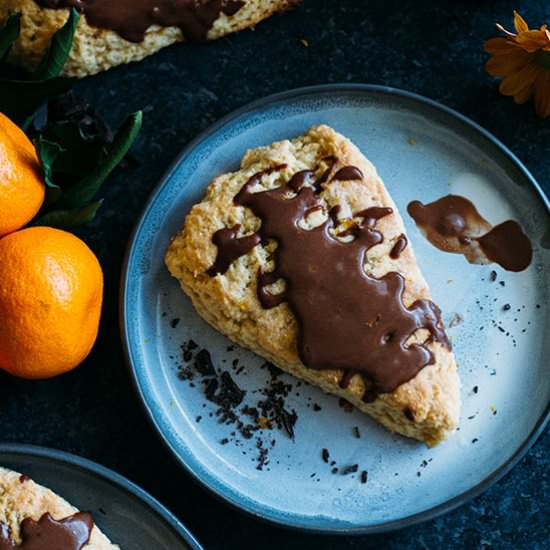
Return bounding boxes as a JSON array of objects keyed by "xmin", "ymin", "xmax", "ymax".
[
  {"xmin": 473, "ymin": 386, "xmax": 478, "ymax": 394},
  {"xmin": 353, "ymin": 426, "xmax": 361, "ymax": 439},
  {"xmin": 360, "ymin": 470, "xmax": 368, "ymax": 484},
  {"xmin": 416, "ymin": 472, "xmax": 421, "ymax": 477},
  {"xmin": 489, "ymin": 270, "xmax": 497, "ymax": 282},
  {"xmin": 503, "ymin": 304, "xmax": 511, "ymax": 311},
  {"xmin": 170, "ymin": 318, "xmax": 180, "ymax": 328},
  {"xmin": 338, "ymin": 398, "xmax": 354, "ymax": 413},
  {"xmin": 232, "ymin": 359, "xmax": 239, "ymax": 368},
  {"xmin": 196, "ymin": 415, "xmax": 202, "ymax": 423},
  {"xmin": 331, "ymin": 467, "xmax": 338, "ymax": 474},
  {"xmin": 195, "ymin": 349, "xmax": 216, "ymax": 376},
  {"xmin": 187, "ymin": 340, "xmax": 198, "ymax": 350},
  {"xmin": 341, "ymin": 464, "xmax": 359, "ymax": 475},
  {"xmin": 280, "ymin": 408, "xmax": 297, "ymax": 439},
  {"xmin": 313, "ymin": 403, "xmax": 322, "ymax": 411},
  {"xmin": 499, "ymin": 281, "xmax": 505, "ymax": 287},
  {"xmin": 322, "ymin": 448, "xmax": 330, "ymax": 463},
  {"xmin": 220, "ymin": 438, "xmax": 229, "ymax": 445},
  {"xmin": 472, "ymin": 438, "xmax": 479, "ymax": 443}
]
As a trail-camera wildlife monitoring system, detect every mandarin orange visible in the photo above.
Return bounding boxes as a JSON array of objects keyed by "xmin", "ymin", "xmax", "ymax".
[
  {"xmin": 0, "ymin": 227, "xmax": 103, "ymax": 379},
  {"xmin": 0, "ymin": 112, "xmax": 46, "ymax": 237}
]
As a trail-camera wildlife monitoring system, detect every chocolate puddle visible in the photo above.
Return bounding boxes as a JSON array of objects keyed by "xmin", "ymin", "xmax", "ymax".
[
  {"xmin": 407, "ymin": 195, "xmax": 532, "ymax": 272},
  {"xmin": 208, "ymin": 165, "xmax": 450, "ymax": 397},
  {"xmin": 36, "ymin": 0, "xmax": 244, "ymax": 43},
  {"xmin": 0, "ymin": 513, "xmax": 93, "ymax": 550}
]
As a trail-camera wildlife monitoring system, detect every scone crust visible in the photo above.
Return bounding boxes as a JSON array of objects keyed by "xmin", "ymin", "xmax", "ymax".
[
  {"xmin": 0, "ymin": 467, "xmax": 118, "ymax": 549},
  {"xmin": 0, "ymin": 0, "xmax": 299, "ymax": 77},
  {"xmin": 165, "ymin": 125, "xmax": 460, "ymax": 446}
]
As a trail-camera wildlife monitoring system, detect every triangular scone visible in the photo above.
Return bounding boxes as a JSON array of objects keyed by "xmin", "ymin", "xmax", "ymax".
[
  {"xmin": 0, "ymin": 467, "xmax": 119, "ymax": 548},
  {"xmin": 166, "ymin": 125, "xmax": 460, "ymax": 446}
]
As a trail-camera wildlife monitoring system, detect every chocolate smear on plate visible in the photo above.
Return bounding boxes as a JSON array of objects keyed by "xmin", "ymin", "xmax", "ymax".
[{"xmin": 407, "ymin": 195, "xmax": 532, "ymax": 272}]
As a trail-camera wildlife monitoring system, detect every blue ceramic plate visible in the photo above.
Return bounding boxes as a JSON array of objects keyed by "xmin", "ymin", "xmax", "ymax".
[
  {"xmin": 0, "ymin": 444, "xmax": 202, "ymax": 549},
  {"xmin": 121, "ymin": 85, "xmax": 550, "ymax": 533}
]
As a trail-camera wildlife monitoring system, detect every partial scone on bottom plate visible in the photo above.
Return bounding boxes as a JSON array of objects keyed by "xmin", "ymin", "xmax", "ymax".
[
  {"xmin": 0, "ymin": 467, "xmax": 118, "ymax": 549},
  {"xmin": 165, "ymin": 125, "xmax": 460, "ymax": 447}
]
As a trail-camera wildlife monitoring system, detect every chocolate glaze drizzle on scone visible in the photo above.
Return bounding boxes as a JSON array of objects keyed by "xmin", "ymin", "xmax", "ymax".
[
  {"xmin": 35, "ymin": 0, "xmax": 245, "ymax": 42},
  {"xmin": 208, "ymin": 164, "xmax": 450, "ymax": 398},
  {"xmin": 0, "ymin": 513, "xmax": 93, "ymax": 550}
]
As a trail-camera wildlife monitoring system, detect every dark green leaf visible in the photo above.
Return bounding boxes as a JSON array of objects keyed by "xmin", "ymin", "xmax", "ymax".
[
  {"xmin": 34, "ymin": 199, "xmax": 104, "ymax": 228},
  {"xmin": 41, "ymin": 121, "xmax": 105, "ymax": 178},
  {"xmin": 32, "ymin": 8, "xmax": 80, "ymax": 80},
  {"xmin": 34, "ymin": 136, "xmax": 64, "ymax": 188},
  {"xmin": 59, "ymin": 111, "xmax": 143, "ymax": 209},
  {"xmin": 0, "ymin": 77, "xmax": 73, "ymax": 126},
  {"xmin": 0, "ymin": 12, "xmax": 21, "ymax": 62},
  {"xmin": 34, "ymin": 136, "xmax": 64, "ymax": 204}
]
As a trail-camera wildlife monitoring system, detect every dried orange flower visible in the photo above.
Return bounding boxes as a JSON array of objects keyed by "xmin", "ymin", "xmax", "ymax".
[{"xmin": 484, "ymin": 11, "xmax": 550, "ymax": 117}]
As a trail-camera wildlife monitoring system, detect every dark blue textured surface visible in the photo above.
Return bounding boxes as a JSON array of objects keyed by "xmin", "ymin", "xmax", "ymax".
[{"xmin": 0, "ymin": 1, "xmax": 548, "ymax": 548}]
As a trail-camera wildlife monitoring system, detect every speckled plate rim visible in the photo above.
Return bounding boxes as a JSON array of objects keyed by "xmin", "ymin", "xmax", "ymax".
[
  {"xmin": 0, "ymin": 443, "xmax": 203, "ymax": 549},
  {"xmin": 120, "ymin": 83, "xmax": 550, "ymax": 535}
]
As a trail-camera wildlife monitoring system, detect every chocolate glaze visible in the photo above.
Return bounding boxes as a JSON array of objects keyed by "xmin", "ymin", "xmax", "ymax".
[
  {"xmin": 207, "ymin": 225, "xmax": 261, "ymax": 276},
  {"xmin": 332, "ymin": 166, "xmax": 364, "ymax": 182},
  {"xmin": 478, "ymin": 220, "xmax": 533, "ymax": 272},
  {"xmin": 390, "ymin": 234, "xmax": 408, "ymax": 259},
  {"xmin": 36, "ymin": 0, "xmax": 245, "ymax": 43},
  {"xmin": 407, "ymin": 195, "xmax": 532, "ymax": 272},
  {"xmin": 0, "ymin": 513, "xmax": 93, "ymax": 550},
  {"xmin": 208, "ymin": 165, "xmax": 450, "ymax": 397}
]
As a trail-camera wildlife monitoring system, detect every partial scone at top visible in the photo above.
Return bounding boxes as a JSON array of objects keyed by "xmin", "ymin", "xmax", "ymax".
[
  {"xmin": 0, "ymin": 0, "xmax": 299, "ymax": 78},
  {"xmin": 165, "ymin": 125, "xmax": 460, "ymax": 446},
  {"xmin": 0, "ymin": 466, "xmax": 118, "ymax": 548}
]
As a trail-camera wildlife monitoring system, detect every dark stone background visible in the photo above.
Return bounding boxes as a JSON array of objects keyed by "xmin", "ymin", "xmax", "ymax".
[{"xmin": 1, "ymin": 1, "xmax": 549, "ymax": 548}]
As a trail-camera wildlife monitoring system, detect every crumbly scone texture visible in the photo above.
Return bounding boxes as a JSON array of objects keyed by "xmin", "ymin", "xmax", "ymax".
[
  {"xmin": 0, "ymin": 467, "xmax": 118, "ymax": 549},
  {"xmin": 0, "ymin": 0, "xmax": 299, "ymax": 77},
  {"xmin": 165, "ymin": 124, "xmax": 460, "ymax": 447}
]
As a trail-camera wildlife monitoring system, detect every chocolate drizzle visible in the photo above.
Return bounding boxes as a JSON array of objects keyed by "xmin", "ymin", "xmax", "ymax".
[
  {"xmin": 208, "ymin": 164, "xmax": 450, "ymax": 397},
  {"xmin": 207, "ymin": 225, "xmax": 261, "ymax": 276},
  {"xmin": 0, "ymin": 513, "xmax": 93, "ymax": 550},
  {"xmin": 408, "ymin": 195, "xmax": 532, "ymax": 272},
  {"xmin": 390, "ymin": 234, "xmax": 408, "ymax": 259},
  {"xmin": 36, "ymin": 0, "xmax": 245, "ymax": 43},
  {"xmin": 332, "ymin": 166, "xmax": 364, "ymax": 182}
]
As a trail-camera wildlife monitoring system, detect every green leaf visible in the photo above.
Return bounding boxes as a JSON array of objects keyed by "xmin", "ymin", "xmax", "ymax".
[
  {"xmin": 0, "ymin": 77, "xmax": 73, "ymax": 126},
  {"xmin": 32, "ymin": 8, "xmax": 80, "ymax": 80},
  {"xmin": 41, "ymin": 121, "xmax": 105, "ymax": 179},
  {"xmin": 34, "ymin": 136, "xmax": 64, "ymax": 205},
  {"xmin": 58, "ymin": 111, "xmax": 143, "ymax": 209},
  {"xmin": 34, "ymin": 199, "xmax": 104, "ymax": 228},
  {"xmin": 0, "ymin": 12, "xmax": 21, "ymax": 62},
  {"xmin": 34, "ymin": 136, "xmax": 64, "ymax": 188}
]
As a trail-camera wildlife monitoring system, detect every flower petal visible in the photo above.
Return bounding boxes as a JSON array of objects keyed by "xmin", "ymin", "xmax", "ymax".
[
  {"xmin": 513, "ymin": 83, "xmax": 532, "ymax": 104},
  {"xmin": 533, "ymin": 70, "xmax": 550, "ymax": 117},
  {"xmin": 499, "ymin": 60, "xmax": 540, "ymax": 96},
  {"xmin": 485, "ymin": 50, "xmax": 530, "ymax": 77},
  {"xmin": 484, "ymin": 37, "xmax": 520, "ymax": 54},
  {"xmin": 513, "ymin": 11, "xmax": 529, "ymax": 34},
  {"xmin": 515, "ymin": 30, "xmax": 550, "ymax": 52}
]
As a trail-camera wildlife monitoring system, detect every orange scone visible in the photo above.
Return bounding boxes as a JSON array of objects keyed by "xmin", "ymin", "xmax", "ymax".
[
  {"xmin": 1, "ymin": 0, "xmax": 300, "ymax": 78},
  {"xmin": 165, "ymin": 125, "xmax": 460, "ymax": 447}
]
